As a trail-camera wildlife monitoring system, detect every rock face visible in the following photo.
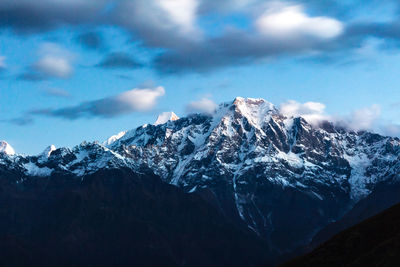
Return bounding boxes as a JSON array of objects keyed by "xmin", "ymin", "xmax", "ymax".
[{"xmin": 1, "ymin": 97, "xmax": 400, "ymax": 256}]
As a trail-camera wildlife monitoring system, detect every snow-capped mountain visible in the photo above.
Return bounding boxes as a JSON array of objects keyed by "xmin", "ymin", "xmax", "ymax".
[
  {"xmin": 1, "ymin": 97, "xmax": 399, "ymax": 254},
  {"xmin": 40, "ymin": 145, "xmax": 57, "ymax": 159},
  {"xmin": 154, "ymin": 111, "xmax": 179, "ymax": 125},
  {"xmin": 0, "ymin": 141, "xmax": 15, "ymax": 155}
]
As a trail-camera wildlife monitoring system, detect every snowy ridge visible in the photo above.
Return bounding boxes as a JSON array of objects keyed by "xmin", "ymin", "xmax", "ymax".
[
  {"xmin": 2, "ymin": 142, "xmax": 135, "ymax": 178},
  {"xmin": 103, "ymin": 131, "xmax": 127, "ymax": 146},
  {"xmin": 103, "ymin": 98, "xmax": 400, "ymax": 202},
  {"xmin": 40, "ymin": 145, "xmax": 56, "ymax": 158},
  {"xmin": 103, "ymin": 97, "xmax": 400, "ymax": 251},
  {"xmin": 2, "ymin": 97, "xmax": 400, "ymax": 253},
  {"xmin": 106, "ymin": 98, "xmax": 399, "ymax": 198}
]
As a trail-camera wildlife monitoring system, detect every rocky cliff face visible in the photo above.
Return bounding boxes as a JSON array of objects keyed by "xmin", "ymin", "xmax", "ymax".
[{"xmin": 1, "ymin": 97, "xmax": 400, "ymax": 255}]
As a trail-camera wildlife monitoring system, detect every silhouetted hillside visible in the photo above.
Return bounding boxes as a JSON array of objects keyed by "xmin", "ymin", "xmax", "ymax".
[
  {"xmin": 281, "ymin": 203, "xmax": 400, "ymax": 267},
  {"xmin": 0, "ymin": 168, "xmax": 270, "ymax": 266}
]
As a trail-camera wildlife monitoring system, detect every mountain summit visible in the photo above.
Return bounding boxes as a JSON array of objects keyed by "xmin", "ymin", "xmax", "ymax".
[
  {"xmin": 0, "ymin": 141, "xmax": 15, "ymax": 155},
  {"xmin": 154, "ymin": 111, "xmax": 180, "ymax": 125}
]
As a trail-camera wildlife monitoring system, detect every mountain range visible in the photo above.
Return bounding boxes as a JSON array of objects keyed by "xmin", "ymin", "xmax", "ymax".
[{"xmin": 1, "ymin": 97, "xmax": 400, "ymax": 265}]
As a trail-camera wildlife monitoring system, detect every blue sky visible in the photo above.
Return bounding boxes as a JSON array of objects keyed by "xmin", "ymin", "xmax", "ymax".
[{"xmin": 1, "ymin": 0, "xmax": 400, "ymax": 154}]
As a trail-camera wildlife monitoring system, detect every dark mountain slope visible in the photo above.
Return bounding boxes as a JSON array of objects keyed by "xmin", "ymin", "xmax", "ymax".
[
  {"xmin": 310, "ymin": 182, "xmax": 400, "ymax": 248},
  {"xmin": 0, "ymin": 168, "xmax": 270, "ymax": 267},
  {"xmin": 281, "ymin": 203, "xmax": 400, "ymax": 267}
]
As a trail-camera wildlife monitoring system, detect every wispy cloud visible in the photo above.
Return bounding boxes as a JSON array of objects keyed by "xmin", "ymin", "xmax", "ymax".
[
  {"xmin": 186, "ymin": 96, "xmax": 217, "ymax": 115},
  {"xmin": 337, "ymin": 105, "xmax": 382, "ymax": 132},
  {"xmin": 280, "ymin": 100, "xmax": 400, "ymax": 137},
  {"xmin": 32, "ymin": 86, "xmax": 165, "ymax": 120},
  {"xmin": 280, "ymin": 100, "xmax": 330, "ymax": 126},
  {"xmin": 18, "ymin": 43, "xmax": 74, "ymax": 81},
  {"xmin": 96, "ymin": 52, "xmax": 142, "ymax": 69},
  {"xmin": 34, "ymin": 56, "xmax": 72, "ymax": 78},
  {"xmin": 8, "ymin": 117, "xmax": 34, "ymax": 126},
  {"xmin": 43, "ymin": 88, "xmax": 71, "ymax": 98},
  {"xmin": 17, "ymin": 72, "xmax": 46, "ymax": 82},
  {"xmin": 34, "ymin": 43, "xmax": 74, "ymax": 78}
]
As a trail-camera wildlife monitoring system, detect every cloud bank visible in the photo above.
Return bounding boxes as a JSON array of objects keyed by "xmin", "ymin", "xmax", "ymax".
[
  {"xmin": 280, "ymin": 100, "xmax": 330, "ymax": 126},
  {"xmin": 280, "ymin": 100, "xmax": 400, "ymax": 136},
  {"xmin": 2, "ymin": 0, "xmax": 400, "ymax": 74}
]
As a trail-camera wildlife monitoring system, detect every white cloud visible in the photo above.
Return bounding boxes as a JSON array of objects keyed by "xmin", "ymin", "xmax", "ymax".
[
  {"xmin": 34, "ymin": 43, "xmax": 74, "ymax": 78},
  {"xmin": 186, "ymin": 97, "xmax": 217, "ymax": 115},
  {"xmin": 280, "ymin": 100, "xmax": 330, "ymax": 126},
  {"xmin": 380, "ymin": 123, "xmax": 400, "ymax": 137},
  {"xmin": 35, "ymin": 56, "xmax": 72, "ymax": 78},
  {"xmin": 114, "ymin": 0, "xmax": 201, "ymax": 48},
  {"xmin": 158, "ymin": 0, "xmax": 199, "ymax": 34},
  {"xmin": 339, "ymin": 104, "xmax": 381, "ymax": 131},
  {"xmin": 256, "ymin": 4, "xmax": 344, "ymax": 39},
  {"xmin": 115, "ymin": 86, "xmax": 166, "ymax": 112},
  {"xmin": 279, "ymin": 100, "xmax": 399, "ymax": 137}
]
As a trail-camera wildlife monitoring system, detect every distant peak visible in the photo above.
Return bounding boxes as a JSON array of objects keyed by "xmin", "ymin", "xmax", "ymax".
[
  {"xmin": 41, "ymin": 145, "xmax": 56, "ymax": 158},
  {"xmin": 231, "ymin": 97, "xmax": 276, "ymax": 113},
  {"xmin": 233, "ymin": 96, "xmax": 245, "ymax": 104},
  {"xmin": 154, "ymin": 112, "xmax": 180, "ymax": 125},
  {"xmin": 233, "ymin": 97, "xmax": 272, "ymax": 106},
  {"xmin": 104, "ymin": 131, "xmax": 127, "ymax": 146},
  {"xmin": 0, "ymin": 141, "xmax": 15, "ymax": 155}
]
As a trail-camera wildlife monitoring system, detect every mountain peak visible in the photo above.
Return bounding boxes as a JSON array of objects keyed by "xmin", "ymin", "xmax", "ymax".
[
  {"xmin": 154, "ymin": 111, "xmax": 180, "ymax": 125},
  {"xmin": 0, "ymin": 141, "xmax": 15, "ymax": 155},
  {"xmin": 229, "ymin": 97, "xmax": 277, "ymax": 125},
  {"xmin": 233, "ymin": 97, "xmax": 270, "ymax": 106},
  {"xmin": 104, "ymin": 131, "xmax": 127, "ymax": 146},
  {"xmin": 40, "ymin": 145, "xmax": 56, "ymax": 158}
]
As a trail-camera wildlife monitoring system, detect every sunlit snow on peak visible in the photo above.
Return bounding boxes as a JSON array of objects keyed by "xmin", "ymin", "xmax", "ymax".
[
  {"xmin": 154, "ymin": 111, "xmax": 180, "ymax": 125},
  {"xmin": 0, "ymin": 141, "xmax": 15, "ymax": 155}
]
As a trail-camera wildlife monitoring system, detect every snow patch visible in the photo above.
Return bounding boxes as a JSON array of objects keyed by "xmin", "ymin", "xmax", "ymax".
[
  {"xmin": 104, "ymin": 131, "xmax": 127, "ymax": 146},
  {"xmin": 154, "ymin": 111, "xmax": 179, "ymax": 125},
  {"xmin": 40, "ymin": 145, "xmax": 56, "ymax": 158},
  {"xmin": 0, "ymin": 141, "xmax": 15, "ymax": 155},
  {"xmin": 23, "ymin": 162, "xmax": 53, "ymax": 177}
]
